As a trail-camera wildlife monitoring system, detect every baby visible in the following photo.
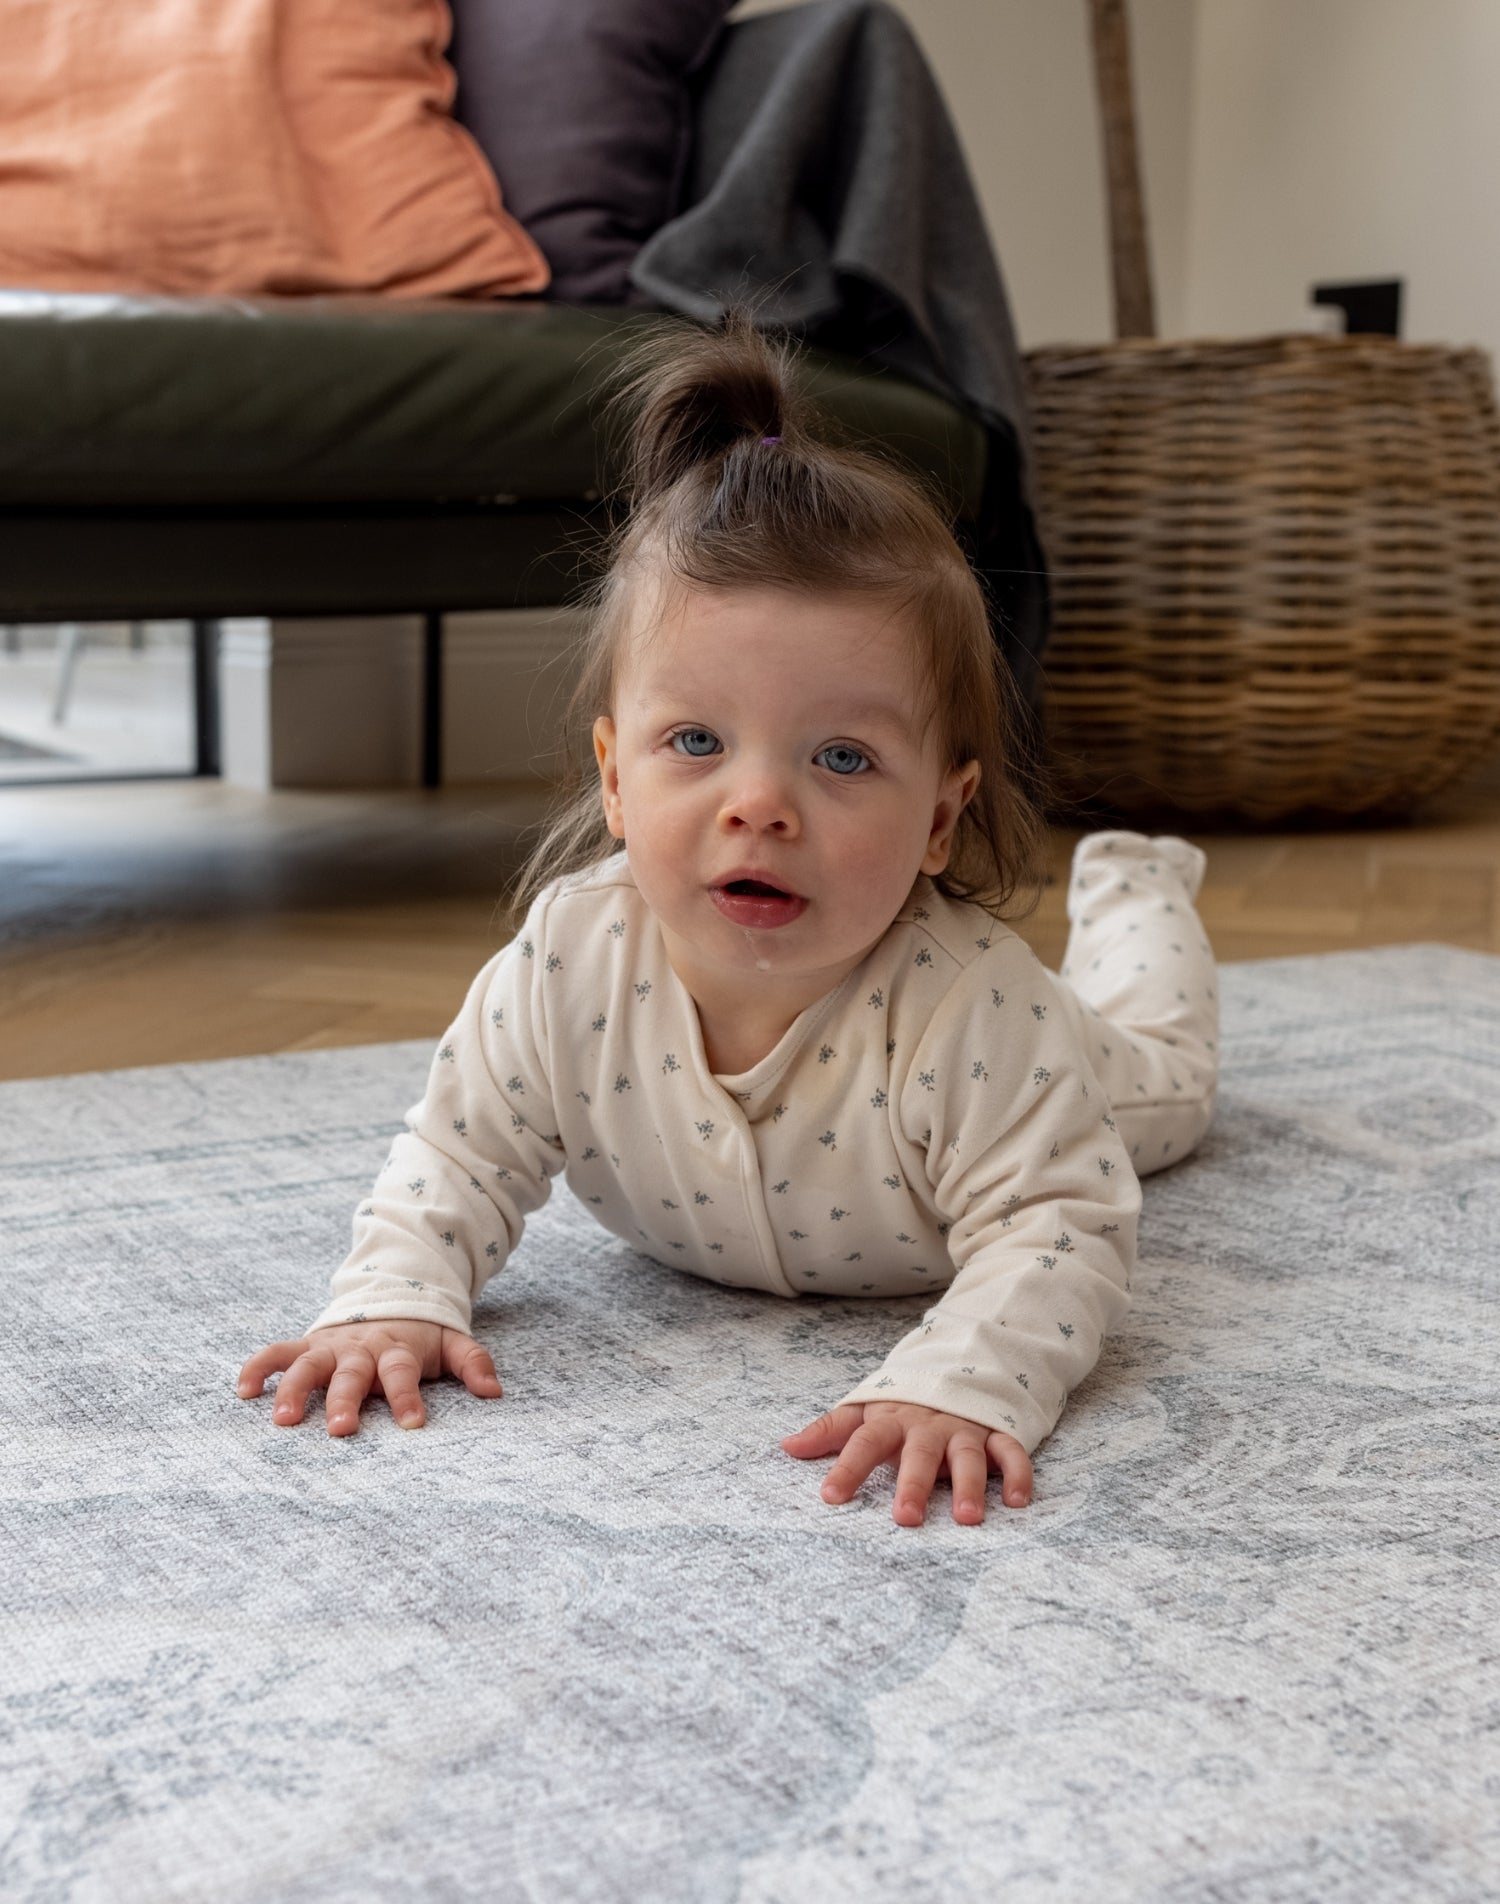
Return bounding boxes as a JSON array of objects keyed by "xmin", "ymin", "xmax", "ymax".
[{"xmin": 238, "ymin": 314, "xmax": 1218, "ymax": 1526}]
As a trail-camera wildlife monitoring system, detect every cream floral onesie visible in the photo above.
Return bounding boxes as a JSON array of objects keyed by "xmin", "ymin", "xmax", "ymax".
[{"xmin": 311, "ymin": 830, "xmax": 1217, "ymax": 1454}]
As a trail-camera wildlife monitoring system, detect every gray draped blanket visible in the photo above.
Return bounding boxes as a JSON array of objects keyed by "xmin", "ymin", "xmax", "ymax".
[{"xmin": 633, "ymin": 0, "xmax": 1048, "ymax": 708}]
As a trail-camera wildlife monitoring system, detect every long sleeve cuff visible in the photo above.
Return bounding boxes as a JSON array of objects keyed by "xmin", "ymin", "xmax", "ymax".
[{"xmin": 307, "ymin": 1269, "xmax": 472, "ymax": 1337}]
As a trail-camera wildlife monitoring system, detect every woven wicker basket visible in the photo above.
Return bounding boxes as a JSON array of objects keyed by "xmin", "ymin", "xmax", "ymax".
[{"xmin": 1024, "ymin": 334, "xmax": 1500, "ymax": 821}]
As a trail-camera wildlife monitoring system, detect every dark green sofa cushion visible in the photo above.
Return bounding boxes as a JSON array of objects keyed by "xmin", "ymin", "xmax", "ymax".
[{"xmin": 0, "ymin": 292, "xmax": 988, "ymax": 519}]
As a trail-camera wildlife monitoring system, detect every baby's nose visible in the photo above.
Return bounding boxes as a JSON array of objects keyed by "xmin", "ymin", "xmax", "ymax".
[{"xmin": 720, "ymin": 775, "xmax": 799, "ymax": 835}]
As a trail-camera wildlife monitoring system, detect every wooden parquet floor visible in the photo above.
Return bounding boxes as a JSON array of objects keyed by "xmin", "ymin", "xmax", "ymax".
[{"xmin": 2, "ymin": 762, "xmax": 1498, "ymax": 1082}]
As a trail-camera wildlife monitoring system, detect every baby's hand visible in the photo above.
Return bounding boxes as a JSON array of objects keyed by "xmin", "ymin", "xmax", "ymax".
[
  {"xmin": 236, "ymin": 1320, "xmax": 502, "ymax": 1437},
  {"xmin": 781, "ymin": 1401, "xmax": 1033, "ymax": 1526}
]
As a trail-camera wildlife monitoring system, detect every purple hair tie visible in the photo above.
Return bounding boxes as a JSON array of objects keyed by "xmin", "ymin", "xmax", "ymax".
[{"xmin": 760, "ymin": 434, "xmax": 782, "ymax": 445}]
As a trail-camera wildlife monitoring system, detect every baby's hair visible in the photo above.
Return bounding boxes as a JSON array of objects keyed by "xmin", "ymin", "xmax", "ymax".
[{"xmin": 511, "ymin": 310, "xmax": 1048, "ymax": 921}]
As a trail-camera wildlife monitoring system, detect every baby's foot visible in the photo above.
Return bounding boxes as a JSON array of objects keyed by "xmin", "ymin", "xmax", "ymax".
[
  {"xmin": 1069, "ymin": 830, "xmax": 1207, "ymax": 911},
  {"xmin": 1144, "ymin": 834, "xmax": 1207, "ymax": 900}
]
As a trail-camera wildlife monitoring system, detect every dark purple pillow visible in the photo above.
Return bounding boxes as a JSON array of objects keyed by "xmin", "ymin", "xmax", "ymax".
[{"xmin": 449, "ymin": 0, "xmax": 734, "ymax": 304}]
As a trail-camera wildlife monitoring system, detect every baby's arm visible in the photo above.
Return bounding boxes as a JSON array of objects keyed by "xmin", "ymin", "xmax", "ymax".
[
  {"xmin": 239, "ymin": 914, "xmax": 567, "ymax": 1433},
  {"xmin": 316, "ymin": 922, "xmax": 567, "ymax": 1337},
  {"xmin": 791, "ymin": 939, "xmax": 1140, "ymax": 1511},
  {"xmin": 847, "ymin": 1125, "xmax": 1139, "ymax": 1454}
]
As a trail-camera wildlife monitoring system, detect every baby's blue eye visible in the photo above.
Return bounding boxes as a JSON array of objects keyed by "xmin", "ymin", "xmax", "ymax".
[
  {"xmin": 671, "ymin": 728, "xmax": 721, "ymax": 757},
  {"xmin": 816, "ymin": 745, "xmax": 869, "ymax": 776}
]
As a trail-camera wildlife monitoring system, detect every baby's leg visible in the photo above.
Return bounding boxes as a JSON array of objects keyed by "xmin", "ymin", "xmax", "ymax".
[{"xmin": 1042, "ymin": 830, "xmax": 1219, "ymax": 1176}]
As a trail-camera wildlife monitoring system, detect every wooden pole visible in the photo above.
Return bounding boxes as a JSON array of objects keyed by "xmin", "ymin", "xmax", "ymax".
[{"xmin": 1087, "ymin": 0, "xmax": 1157, "ymax": 338}]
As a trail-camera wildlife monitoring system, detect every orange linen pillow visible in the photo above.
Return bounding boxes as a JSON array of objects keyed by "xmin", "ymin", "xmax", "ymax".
[{"xmin": 0, "ymin": 0, "xmax": 549, "ymax": 298}]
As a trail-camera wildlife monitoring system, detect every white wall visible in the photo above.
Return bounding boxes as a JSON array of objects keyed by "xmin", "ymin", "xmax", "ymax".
[{"xmin": 1183, "ymin": 0, "xmax": 1500, "ymax": 362}]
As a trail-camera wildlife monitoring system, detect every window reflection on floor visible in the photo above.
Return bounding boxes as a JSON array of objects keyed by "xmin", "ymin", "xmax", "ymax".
[{"xmin": 0, "ymin": 623, "xmax": 195, "ymax": 783}]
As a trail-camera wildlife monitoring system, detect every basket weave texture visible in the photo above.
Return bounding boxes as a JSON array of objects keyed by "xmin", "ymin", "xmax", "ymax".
[{"xmin": 1024, "ymin": 334, "xmax": 1500, "ymax": 820}]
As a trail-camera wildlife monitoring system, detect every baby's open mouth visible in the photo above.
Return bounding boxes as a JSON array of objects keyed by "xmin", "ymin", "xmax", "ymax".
[
  {"xmin": 724, "ymin": 878, "xmax": 792, "ymax": 899},
  {"xmin": 711, "ymin": 877, "xmax": 808, "ymax": 928}
]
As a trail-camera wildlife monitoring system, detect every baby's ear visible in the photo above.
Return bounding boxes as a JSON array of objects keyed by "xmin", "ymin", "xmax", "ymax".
[
  {"xmin": 593, "ymin": 717, "xmax": 626, "ymax": 839},
  {"xmin": 921, "ymin": 758, "xmax": 980, "ymax": 875}
]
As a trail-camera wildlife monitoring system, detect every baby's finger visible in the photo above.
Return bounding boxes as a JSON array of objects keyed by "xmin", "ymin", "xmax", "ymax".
[
  {"xmin": 947, "ymin": 1439, "xmax": 991, "ymax": 1524},
  {"xmin": 237, "ymin": 1338, "xmax": 309, "ymax": 1397},
  {"xmin": 323, "ymin": 1346, "xmax": 378, "ymax": 1438},
  {"xmin": 377, "ymin": 1345, "xmax": 426, "ymax": 1430},
  {"xmin": 443, "ymin": 1333, "xmax": 504, "ymax": 1399},
  {"xmin": 820, "ymin": 1416, "xmax": 903, "ymax": 1505},
  {"xmin": 269, "ymin": 1346, "xmax": 336, "ymax": 1425},
  {"xmin": 780, "ymin": 1404, "xmax": 863, "ymax": 1458},
  {"xmin": 892, "ymin": 1432, "xmax": 947, "ymax": 1527},
  {"xmin": 987, "ymin": 1431, "xmax": 1034, "ymax": 1509}
]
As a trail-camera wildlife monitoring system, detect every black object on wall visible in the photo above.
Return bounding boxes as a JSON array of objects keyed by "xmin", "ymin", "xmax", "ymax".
[{"xmin": 1312, "ymin": 279, "xmax": 1403, "ymax": 337}]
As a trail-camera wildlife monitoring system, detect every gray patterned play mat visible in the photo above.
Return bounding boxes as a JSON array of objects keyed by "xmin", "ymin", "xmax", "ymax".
[{"xmin": 1, "ymin": 943, "xmax": 1497, "ymax": 1903}]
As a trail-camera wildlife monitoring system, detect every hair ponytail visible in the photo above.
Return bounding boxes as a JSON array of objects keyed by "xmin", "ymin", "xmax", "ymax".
[{"xmin": 613, "ymin": 310, "xmax": 802, "ymax": 506}]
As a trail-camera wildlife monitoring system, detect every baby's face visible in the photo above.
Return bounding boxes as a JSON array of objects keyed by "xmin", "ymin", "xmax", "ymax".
[{"xmin": 594, "ymin": 584, "xmax": 977, "ymax": 1013}]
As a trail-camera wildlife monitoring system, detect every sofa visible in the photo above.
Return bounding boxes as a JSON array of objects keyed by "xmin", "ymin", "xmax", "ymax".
[{"xmin": 0, "ymin": 1, "xmax": 1045, "ymax": 785}]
